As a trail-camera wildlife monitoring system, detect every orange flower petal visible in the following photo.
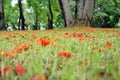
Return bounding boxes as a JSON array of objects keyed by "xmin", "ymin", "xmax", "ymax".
[{"xmin": 33, "ymin": 74, "xmax": 46, "ymax": 80}]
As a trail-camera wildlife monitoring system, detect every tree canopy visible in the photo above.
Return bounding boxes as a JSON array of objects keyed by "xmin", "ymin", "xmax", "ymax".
[{"xmin": 0, "ymin": 0, "xmax": 120, "ymax": 30}]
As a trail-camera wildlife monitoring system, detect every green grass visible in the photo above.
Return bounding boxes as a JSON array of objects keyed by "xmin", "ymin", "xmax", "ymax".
[{"xmin": 0, "ymin": 27, "xmax": 120, "ymax": 80}]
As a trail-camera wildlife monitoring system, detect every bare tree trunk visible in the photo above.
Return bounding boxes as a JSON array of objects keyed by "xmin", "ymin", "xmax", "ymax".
[
  {"xmin": 59, "ymin": 0, "xmax": 75, "ymax": 27},
  {"xmin": 75, "ymin": 0, "xmax": 85, "ymax": 20},
  {"xmin": 0, "ymin": 0, "xmax": 5, "ymax": 30},
  {"xmin": 48, "ymin": 0, "xmax": 53, "ymax": 29},
  {"xmin": 18, "ymin": 0, "xmax": 25, "ymax": 30},
  {"xmin": 75, "ymin": 0, "xmax": 95, "ymax": 26}
]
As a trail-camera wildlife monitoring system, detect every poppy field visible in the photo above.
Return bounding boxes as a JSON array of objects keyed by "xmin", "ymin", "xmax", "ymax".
[{"xmin": 0, "ymin": 27, "xmax": 120, "ymax": 80}]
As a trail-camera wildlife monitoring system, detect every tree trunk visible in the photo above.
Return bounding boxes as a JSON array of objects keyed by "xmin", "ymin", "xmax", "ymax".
[
  {"xmin": 35, "ymin": 12, "xmax": 38, "ymax": 30},
  {"xmin": 0, "ymin": 0, "xmax": 5, "ymax": 30},
  {"xmin": 59, "ymin": 0, "xmax": 75, "ymax": 27},
  {"xmin": 48, "ymin": 0, "xmax": 53, "ymax": 29},
  {"xmin": 18, "ymin": 0, "xmax": 25, "ymax": 30},
  {"xmin": 75, "ymin": 0, "xmax": 85, "ymax": 20},
  {"xmin": 75, "ymin": 0, "xmax": 95, "ymax": 26}
]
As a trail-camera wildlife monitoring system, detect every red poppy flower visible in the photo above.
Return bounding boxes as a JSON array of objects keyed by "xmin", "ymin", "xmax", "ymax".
[
  {"xmin": 4, "ymin": 66, "xmax": 12, "ymax": 75},
  {"xmin": 73, "ymin": 32, "xmax": 82, "ymax": 38},
  {"xmin": 0, "ymin": 66, "xmax": 12, "ymax": 77},
  {"xmin": 58, "ymin": 51, "xmax": 72, "ymax": 58},
  {"xmin": 64, "ymin": 32, "xmax": 70, "ymax": 38},
  {"xmin": 36, "ymin": 38, "xmax": 50, "ymax": 47},
  {"xmin": 36, "ymin": 38, "xmax": 42, "ymax": 45},
  {"xmin": 41, "ymin": 39, "xmax": 50, "ymax": 47},
  {"xmin": 79, "ymin": 36, "xmax": 84, "ymax": 42},
  {"xmin": 15, "ymin": 47, "xmax": 23, "ymax": 53},
  {"xmin": 16, "ymin": 64, "xmax": 26, "ymax": 75},
  {"xmin": 106, "ymin": 41, "xmax": 112, "ymax": 47}
]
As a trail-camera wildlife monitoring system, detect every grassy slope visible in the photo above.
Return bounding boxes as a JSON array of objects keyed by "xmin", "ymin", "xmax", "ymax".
[{"xmin": 0, "ymin": 27, "xmax": 120, "ymax": 80}]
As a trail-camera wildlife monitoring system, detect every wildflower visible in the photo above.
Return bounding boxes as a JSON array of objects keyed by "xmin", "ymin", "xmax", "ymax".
[
  {"xmin": 73, "ymin": 32, "xmax": 82, "ymax": 38},
  {"xmin": 15, "ymin": 47, "xmax": 23, "ymax": 53},
  {"xmin": 106, "ymin": 41, "xmax": 112, "ymax": 47},
  {"xmin": 41, "ymin": 39, "xmax": 50, "ymax": 47},
  {"xmin": 16, "ymin": 64, "xmax": 26, "ymax": 75},
  {"xmin": 36, "ymin": 38, "xmax": 50, "ymax": 47},
  {"xmin": 33, "ymin": 74, "xmax": 46, "ymax": 80},
  {"xmin": 36, "ymin": 38, "xmax": 42, "ymax": 45},
  {"xmin": 0, "ymin": 66, "xmax": 12, "ymax": 77},
  {"xmin": 65, "ymin": 32, "xmax": 68, "ymax": 35},
  {"xmin": 4, "ymin": 66, "xmax": 12, "ymax": 75},
  {"xmin": 64, "ymin": 32, "xmax": 69, "ymax": 38},
  {"xmin": 5, "ymin": 52, "xmax": 15, "ymax": 58},
  {"xmin": 22, "ymin": 44, "xmax": 29, "ymax": 51},
  {"xmin": 79, "ymin": 36, "xmax": 84, "ymax": 42},
  {"xmin": 0, "ymin": 51, "xmax": 5, "ymax": 56},
  {"xmin": 58, "ymin": 51, "xmax": 72, "ymax": 58}
]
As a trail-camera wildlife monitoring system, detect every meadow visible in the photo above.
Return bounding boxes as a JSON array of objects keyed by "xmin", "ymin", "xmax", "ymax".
[{"xmin": 0, "ymin": 27, "xmax": 120, "ymax": 80}]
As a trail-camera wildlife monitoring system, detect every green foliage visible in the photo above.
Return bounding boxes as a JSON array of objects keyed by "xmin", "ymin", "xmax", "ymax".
[
  {"xmin": 54, "ymin": 14, "xmax": 64, "ymax": 28},
  {"xmin": 26, "ymin": 0, "xmax": 63, "ymax": 29},
  {"xmin": 4, "ymin": 0, "xmax": 19, "ymax": 29},
  {"xmin": 93, "ymin": 0, "xmax": 120, "ymax": 28},
  {"xmin": 116, "ymin": 19, "xmax": 120, "ymax": 28},
  {"xmin": 3, "ymin": 0, "xmax": 120, "ymax": 29}
]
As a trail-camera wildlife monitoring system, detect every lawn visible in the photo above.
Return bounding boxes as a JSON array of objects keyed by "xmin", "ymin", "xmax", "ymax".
[{"xmin": 0, "ymin": 27, "xmax": 120, "ymax": 80}]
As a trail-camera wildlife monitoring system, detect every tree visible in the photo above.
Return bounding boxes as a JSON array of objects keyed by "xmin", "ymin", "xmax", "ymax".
[
  {"xmin": 0, "ymin": 0, "xmax": 5, "ymax": 30},
  {"xmin": 48, "ymin": 0, "xmax": 53, "ymax": 29},
  {"xmin": 18, "ymin": 0, "xmax": 25, "ymax": 30},
  {"xmin": 27, "ymin": 0, "xmax": 49, "ymax": 30},
  {"xmin": 33, "ymin": 3, "xmax": 39, "ymax": 30},
  {"xmin": 75, "ymin": 0, "xmax": 95, "ymax": 26},
  {"xmin": 27, "ymin": 0, "xmax": 40, "ymax": 30},
  {"xmin": 59, "ymin": 0, "xmax": 75, "ymax": 27}
]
